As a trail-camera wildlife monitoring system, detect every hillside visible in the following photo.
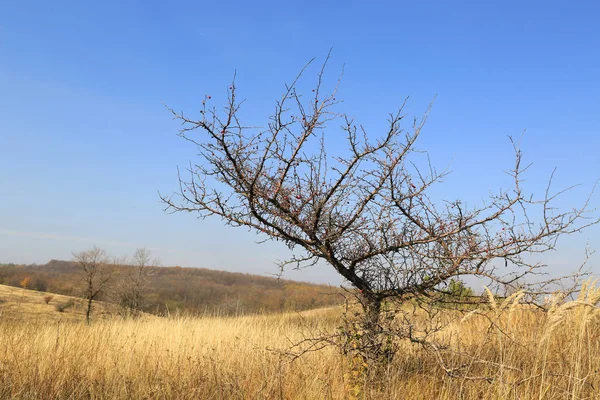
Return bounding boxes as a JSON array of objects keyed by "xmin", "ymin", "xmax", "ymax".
[
  {"xmin": 0, "ymin": 284, "xmax": 121, "ymax": 323},
  {"xmin": 0, "ymin": 261, "xmax": 342, "ymax": 316}
]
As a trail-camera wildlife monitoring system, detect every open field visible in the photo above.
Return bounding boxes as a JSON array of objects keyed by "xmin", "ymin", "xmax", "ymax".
[
  {"xmin": 0, "ymin": 282, "xmax": 600, "ymax": 399},
  {"xmin": 1, "ymin": 282, "xmax": 599, "ymax": 399}
]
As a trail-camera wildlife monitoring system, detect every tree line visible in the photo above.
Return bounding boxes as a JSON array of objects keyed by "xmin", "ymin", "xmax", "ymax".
[{"xmin": 0, "ymin": 247, "xmax": 342, "ymax": 323}]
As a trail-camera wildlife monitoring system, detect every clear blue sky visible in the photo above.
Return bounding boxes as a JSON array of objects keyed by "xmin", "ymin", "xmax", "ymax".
[{"xmin": 1, "ymin": 1, "xmax": 598, "ymax": 284}]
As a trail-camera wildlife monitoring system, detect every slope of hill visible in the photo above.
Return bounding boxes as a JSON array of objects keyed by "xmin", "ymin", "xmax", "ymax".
[
  {"xmin": 0, "ymin": 284, "xmax": 121, "ymax": 323},
  {"xmin": 0, "ymin": 261, "xmax": 342, "ymax": 316}
]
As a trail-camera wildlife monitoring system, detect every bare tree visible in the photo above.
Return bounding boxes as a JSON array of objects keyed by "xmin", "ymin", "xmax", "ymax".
[
  {"xmin": 162, "ymin": 55, "xmax": 597, "ymax": 368},
  {"xmin": 115, "ymin": 248, "xmax": 157, "ymax": 318},
  {"xmin": 73, "ymin": 246, "xmax": 112, "ymax": 325}
]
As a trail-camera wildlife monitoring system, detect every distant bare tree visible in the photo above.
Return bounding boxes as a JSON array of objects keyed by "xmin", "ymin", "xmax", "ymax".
[
  {"xmin": 116, "ymin": 248, "xmax": 157, "ymax": 318},
  {"xmin": 73, "ymin": 247, "xmax": 112, "ymax": 325},
  {"xmin": 162, "ymin": 54, "xmax": 598, "ymax": 371}
]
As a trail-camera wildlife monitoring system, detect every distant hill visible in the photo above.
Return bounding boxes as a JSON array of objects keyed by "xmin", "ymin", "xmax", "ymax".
[{"xmin": 0, "ymin": 261, "xmax": 342, "ymax": 316}]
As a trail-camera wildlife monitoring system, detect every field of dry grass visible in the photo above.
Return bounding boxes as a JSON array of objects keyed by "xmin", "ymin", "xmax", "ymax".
[{"xmin": 0, "ymin": 283, "xmax": 599, "ymax": 399}]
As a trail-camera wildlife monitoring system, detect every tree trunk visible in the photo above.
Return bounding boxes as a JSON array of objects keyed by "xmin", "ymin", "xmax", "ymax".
[
  {"xmin": 361, "ymin": 296, "xmax": 384, "ymax": 364},
  {"xmin": 364, "ymin": 296, "xmax": 382, "ymax": 333},
  {"xmin": 86, "ymin": 297, "xmax": 93, "ymax": 325}
]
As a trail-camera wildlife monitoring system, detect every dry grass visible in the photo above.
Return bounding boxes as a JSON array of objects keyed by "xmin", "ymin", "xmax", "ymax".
[
  {"xmin": 0, "ymin": 284, "xmax": 121, "ymax": 323},
  {"xmin": 0, "ymin": 283, "xmax": 599, "ymax": 399}
]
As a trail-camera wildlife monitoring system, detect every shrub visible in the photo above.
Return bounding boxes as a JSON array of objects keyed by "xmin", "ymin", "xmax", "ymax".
[
  {"xmin": 43, "ymin": 295, "xmax": 54, "ymax": 304},
  {"xmin": 447, "ymin": 278, "xmax": 475, "ymax": 298},
  {"xmin": 55, "ymin": 299, "xmax": 74, "ymax": 313},
  {"xmin": 19, "ymin": 277, "xmax": 31, "ymax": 289}
]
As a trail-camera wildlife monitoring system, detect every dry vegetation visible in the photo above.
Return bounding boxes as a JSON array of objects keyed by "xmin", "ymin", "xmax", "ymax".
[
  {"xmin": 0, "ymin": 282, "xmax": 599, "ymax": 399},
  {"xmin": 0, "ymin": 284, "xmax": 120, "ymax": 324}
]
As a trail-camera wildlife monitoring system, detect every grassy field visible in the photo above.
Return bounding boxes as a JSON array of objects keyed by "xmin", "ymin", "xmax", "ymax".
[{"xmin": 0, "ymin": 283, "xmax": 599, "ymax": 399}]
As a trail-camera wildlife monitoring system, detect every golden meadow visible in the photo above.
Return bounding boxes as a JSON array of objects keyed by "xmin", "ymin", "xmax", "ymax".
[{"xmin": 0, "ymin": 281, "xmax": 599, "ymax": 399}]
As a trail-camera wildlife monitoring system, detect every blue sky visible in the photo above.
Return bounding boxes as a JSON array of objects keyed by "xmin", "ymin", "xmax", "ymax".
[{"xmin": 0, "ymin": 1, "xmax": 598, "ymax": 284}]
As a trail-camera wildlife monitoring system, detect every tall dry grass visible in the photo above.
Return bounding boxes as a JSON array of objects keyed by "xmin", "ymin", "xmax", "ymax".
[{"xmin": 0, "ymin": 282, "xmax": 599, "ymax": 399}]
